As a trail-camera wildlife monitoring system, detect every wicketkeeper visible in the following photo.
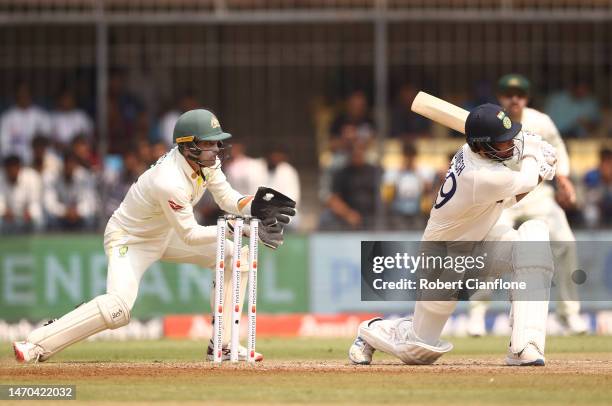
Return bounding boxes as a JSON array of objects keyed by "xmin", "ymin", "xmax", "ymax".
[{"xmin": 13, "ymin": 109, "xmax": 296, "ymax": 363}]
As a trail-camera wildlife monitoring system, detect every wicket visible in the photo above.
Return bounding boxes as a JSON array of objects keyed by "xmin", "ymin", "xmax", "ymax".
[{"xmin": 213, "ymin": 215, "xmax": 259, "ymax": 363}]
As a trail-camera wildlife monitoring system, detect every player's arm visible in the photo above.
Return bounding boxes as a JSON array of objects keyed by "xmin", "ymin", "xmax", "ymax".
[
  {"xmin": 541, "ymin": 115, "xmax": 576, "ymax": 206},
  {"xmin": 203, "ymin": 163, "xmax": 255, "ymax": 216},
  {"xmin": 474, "ymin": 156, "xmax": 540, "ymax": 205},
  {"xmin": 156, "ymin": 182, "xmax": 217, "ymax": 246},
  {"xmin": 205, "ymin": 164, "xmax": 296, "ymax": 224}
]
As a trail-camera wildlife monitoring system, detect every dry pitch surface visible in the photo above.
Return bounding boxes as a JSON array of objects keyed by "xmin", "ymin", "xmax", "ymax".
[{"xmin": 1, "ymin": 336, "xmax": 611, "ymax": 405}]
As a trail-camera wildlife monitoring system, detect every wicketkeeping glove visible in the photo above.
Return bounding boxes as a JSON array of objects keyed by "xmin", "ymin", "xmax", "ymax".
[
  {"xmin": 251, "ymin": 187, "xmax": 297, "ymax": 226},
  {"xmin": 227, "ymin": 217, "xmax": 285, "ymax": 250},
  {"xmin": 257, "ymin": 217, "xmax": 285, "ymax": 250}
]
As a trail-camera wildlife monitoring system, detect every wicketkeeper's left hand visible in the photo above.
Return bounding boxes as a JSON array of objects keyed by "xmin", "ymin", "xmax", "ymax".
[
  {"xmin": 251, "ymin": 187, "xmax": 297, "ymax": 226},
  {"xmin": 227, "ymin": 217, "xmax": 285, "ymax": 250}
]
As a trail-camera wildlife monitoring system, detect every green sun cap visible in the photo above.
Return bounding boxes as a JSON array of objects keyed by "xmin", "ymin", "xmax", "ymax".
[
  {"xmin": 173, "ymin": 109, "xmax": 232, "ymax": 144},
  {"xmin": 497, "ymin": 74, "xmax": 531, "ymax": 95}
]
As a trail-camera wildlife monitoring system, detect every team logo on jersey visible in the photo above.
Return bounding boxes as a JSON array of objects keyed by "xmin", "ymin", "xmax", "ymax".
[
  {"xmin": 118, "ymin": 245, "xmax": 128, "ymax": 257},
  {"xmin": 211, "ymin": 116, "xmax": 220, "ymax": 129},
  {"xmin": 168, "ymin": 200, "xmax": 184, "ymax": 211}
]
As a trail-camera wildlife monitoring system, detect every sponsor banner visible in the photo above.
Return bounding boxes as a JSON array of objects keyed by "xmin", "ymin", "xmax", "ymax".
[
  {"xmin": 309, "ymin": 232, "xmax": 421, "ymax": 314},
  {"xmin": 0, "ymin": 235, "xmax": 309, "ymax": 322},
  {"xmin": 0, "ymin": 318, "xmax": 163, "ymax": 342},
  {"xmin": 311, "ymin": 232, "xmax": 612, "ymax": 312},
  {"xmin": 361, "ymin": 241, "xmax": 612, "ymax": 302},
  {"xmin": 439, "ymin": 312, "xmax": 595, "ymax": 337},
  {"xmin": 163, "ymin": 313, "xmax": 381, "ymax": 338},
  {"xmin": 163, "ymin": 311, "xmax": 600, "ymax": 338},
  {"xmin": 0, "ymin": 311, "xmax": 602, "ymax": 340}
]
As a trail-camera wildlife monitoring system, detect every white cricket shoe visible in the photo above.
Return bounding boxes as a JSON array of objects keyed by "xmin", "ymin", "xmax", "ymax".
[
  {"xmin": 206, "ymin": 342, "xmax": 263, "ymax": 362},
  {"xmin": 348, "ymin": 336, "xmax": 375, "ymax": 365},
  {"xmin": 13, "ymin": 341, "xmax": 44, "ymax": 363},
  {"xmin": 359, "ymin": 317, "xmax": 453, "ymax": 365},
  {"xmin": 505, "ymin": 342, "xmax": 545, "ymax": 366},
  {"xmin": 467, "ymin": 309, "xmax": 486, "ymax": 337},
  {"xmin": 558, "ymin": 314, "xmax": 588, "ymax": 335}
]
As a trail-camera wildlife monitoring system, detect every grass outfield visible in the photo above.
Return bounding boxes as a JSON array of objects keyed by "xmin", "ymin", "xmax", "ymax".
[{"xmin": 1, "ymin": 336, "xmax": 611, "ymax": 405}]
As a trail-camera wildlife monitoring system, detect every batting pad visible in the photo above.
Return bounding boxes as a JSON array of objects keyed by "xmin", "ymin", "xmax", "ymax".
[
  {"xmin": 27, "ymin": 293, "xmax": 130, "ymax": 361},
  {"xmin": 510, "ymin": 220, "xmax": 554, "ymax": 354}
]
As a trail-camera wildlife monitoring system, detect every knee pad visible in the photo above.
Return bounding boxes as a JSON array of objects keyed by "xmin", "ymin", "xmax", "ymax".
[
  {"xmin": 514, "ymin": 220, "xmax": 554, "ymax": 273},
  {"xmin": 487, "ymin": 223, "xmax": 519, "ymax": 242},
  {"xmin": 96, "ymin": 293, "xmax": 131, "ymax": 330}
]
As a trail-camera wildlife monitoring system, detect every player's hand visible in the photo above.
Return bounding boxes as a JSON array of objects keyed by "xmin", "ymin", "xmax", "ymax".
[
  {"xmin": 257, "ymin": 217, "xmax": 284, "ymax": 249},
  {"xmin": 541, "ymin": 142, "xmax": 557, "ymax": 167},
  {"xmin": 539, "ymin": 160, "xmax": 556, "ymax": 181},
  {"xmin": 521, "ymin": 131, "xmax": 544, "ymax": 162},
  {"xmin": 555, "ymin": 175, "xmax": 577, "ymax": 208},
  {"xmin": 251, "ymin": 187, "xmax": 297, "ymax": 226},
  {"xmin": 227, "ymin": 218, "xmax": 284, "ymax": 249}
]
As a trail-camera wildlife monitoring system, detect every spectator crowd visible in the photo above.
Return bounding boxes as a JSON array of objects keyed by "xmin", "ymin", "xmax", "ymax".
[
  {"xmin": 318, "ymin": 78, "xmax": 612, "ymax": 231},
  {"xmin": 0, "ymin": 81, "xmax": 302, "ymax": 234},
  {"xmin": 1, "ymin": 75, "xmax": 611, "ymax": 234}
]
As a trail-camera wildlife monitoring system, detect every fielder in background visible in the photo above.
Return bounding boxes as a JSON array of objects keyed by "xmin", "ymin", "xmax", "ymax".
[
  {"xmin": 467, "ymin": 74, "xmax": 586, "ymax": 336},
  {"xmin": 350, "ymin": 103, "xmax": 557, "ymax": 366},
  {"xmin": 13, "ymin": 109, "xmax": 296, "ymax": 363}
]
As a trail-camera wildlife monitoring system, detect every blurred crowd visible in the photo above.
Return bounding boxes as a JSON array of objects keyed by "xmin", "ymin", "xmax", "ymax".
[
  {"xmin": 317, "ymin": 82, "xmax": 612, "ymax": 231},
  {"xmin": 0, "ymin": 80, "xmax": 301, "ymax": 234},
  {"xmin": 1, "ymin": 75, "xmax": 611, "ymax": 234}
]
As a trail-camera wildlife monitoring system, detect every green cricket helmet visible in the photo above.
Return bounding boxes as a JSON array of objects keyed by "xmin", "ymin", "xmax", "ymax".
[
  {"xmin": 173, "ymin": 109, "xmax": 231, "ymax": 144},
  {"xmin": 173, "ymin": 109, "xmax": 231, "ymax": 167}
]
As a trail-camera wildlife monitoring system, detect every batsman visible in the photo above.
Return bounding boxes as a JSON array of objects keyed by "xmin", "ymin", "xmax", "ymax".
[{"xmin": 13, "ymin": 109, "xmax": 296, "ymax": 363}]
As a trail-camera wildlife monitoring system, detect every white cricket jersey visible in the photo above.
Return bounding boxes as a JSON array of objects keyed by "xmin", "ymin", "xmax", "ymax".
[
  {"xmin": 110, "ymin": 147, "xmax": 244, "ymax": 245},
  {"xmin": 0, "ymin": 106, "xmax": 51, "ymax": 163},
  {"xmin": 50, "ymin": 109, "xmax": 93, "ymax": 144},
  {"xmin": 508, "ymin": 107, "xmax": 570, "ymax": 208},
  {"xmin": 0, "ymin": 167, "xmax": 43, "ymax": 222},
  {"xmin": 423, "ymin": 144, "xmax": 540, "ymax": 241}
]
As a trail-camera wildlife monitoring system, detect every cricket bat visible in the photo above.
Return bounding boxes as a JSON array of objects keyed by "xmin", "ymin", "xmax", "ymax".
[{"xmin": 411, "ymin": 91, "xmax": 469, "ymax": 134}]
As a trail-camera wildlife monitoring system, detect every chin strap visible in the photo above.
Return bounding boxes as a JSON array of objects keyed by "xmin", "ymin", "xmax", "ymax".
[{"xmin": 179, "ymin": 142, "xmax": 228, "ymax": 169}]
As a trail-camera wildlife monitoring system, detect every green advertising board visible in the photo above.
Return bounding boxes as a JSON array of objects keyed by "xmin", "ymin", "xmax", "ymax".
[{"xmin": 0, "ymin": 235, "xmax": 309, "ymax": 322}]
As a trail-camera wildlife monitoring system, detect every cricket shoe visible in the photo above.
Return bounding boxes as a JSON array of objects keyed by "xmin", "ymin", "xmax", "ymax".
[
  {"xmin": 206, "ymin": 342, "xmax": 263, "ymax": 362},
  {"xmin": 348, "ymin": 336, "xmax": 375, "ymax": 365},
  {"xmin": 13, "ymin": 341, "xmax": 44, "ymax": 363},
  {"xmin": 557, "ymin": 314, "xmax": 588, "ymax": 336},
  {"xmin": 359, "ymin": 317, "xmax": 453, "ymax": 365},
  {"xmin": 505, "ymin": 342, "xmax": 545, "ymax": 366},
  {"xmin": 466, "ymin": 309, "xmax": 486, "ymax": 337}
]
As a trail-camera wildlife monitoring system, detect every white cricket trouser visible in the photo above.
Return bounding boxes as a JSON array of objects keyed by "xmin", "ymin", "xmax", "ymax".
[{"xmin": 104, "ymin": 218, "xmax": 248, "ymax": 343}]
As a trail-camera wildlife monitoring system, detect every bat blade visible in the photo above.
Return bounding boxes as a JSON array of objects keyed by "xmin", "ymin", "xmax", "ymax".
[{"xmin": 411, "ymin": 91, "xmax": 469, "ymax": 134}]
